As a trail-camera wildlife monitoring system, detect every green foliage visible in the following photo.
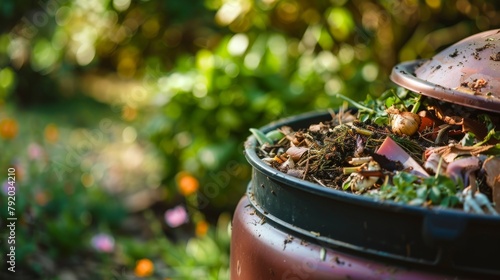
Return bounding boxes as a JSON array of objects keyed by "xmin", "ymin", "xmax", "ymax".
[
  {"xmin": 372, "ymin": 172, "xmax": 461, "ymax": 208},
  {"xmin": 121, "ymin": 211, "xmax": 231, "ymax": 279},
  {"xmin": 356, "ymin": 87, "xmax": 422, "ymax": 126},
  {"xmin": 0, "ymin": 116, "xmax": 231, "ymax": 279},
  {"xmin": 0, "ymin": 149, "xmax": 126, "ymax": 277}
]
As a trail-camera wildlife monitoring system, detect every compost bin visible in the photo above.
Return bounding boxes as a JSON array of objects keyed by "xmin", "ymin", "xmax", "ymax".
[{"xmin": 231, "ymin": 29, "xmax": 500, "ymax": 279}]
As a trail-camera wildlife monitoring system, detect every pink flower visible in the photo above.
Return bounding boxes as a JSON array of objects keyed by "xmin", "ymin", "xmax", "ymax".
[
  {"xmin": 28, "ymin": 143, "xmax": 44, "ymax": 160},
  {"xmin": 91, "ymin": 233, "xmax": 115, "ymax": 253},
  {"xmin": 164, "ymin": 205, "xmax": 189, "ymax": 228}
]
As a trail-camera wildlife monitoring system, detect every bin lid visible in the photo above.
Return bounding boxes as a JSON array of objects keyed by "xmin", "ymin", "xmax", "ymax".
[{"xmin": 390, "ymin": 29, "xmax": 500, "ymax": 113}]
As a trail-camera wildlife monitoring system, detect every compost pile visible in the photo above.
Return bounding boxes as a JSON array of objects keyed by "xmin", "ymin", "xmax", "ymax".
[{"xmin": 252, "ymin": 88, "xmax": 500, "ymax": 215}]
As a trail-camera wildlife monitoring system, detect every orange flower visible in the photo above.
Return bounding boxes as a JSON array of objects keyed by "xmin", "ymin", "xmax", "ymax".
[
  {"xmin": 134, "ymin": 258, "xmax": 154, "ymax": 277},
  {"xmin": 177, "ymin": 172, "xmax": 199, "ymax": 196},
  {"xmin": 0, "ymin": 118, "xmax": 18, "ymax": 139},
  {"xmin": 122, "ymin": 106, "xmax": 138, "ymax": 121},
  {"xmin": 195, "ymin": 220, "xmax": 209, "ymax": 237},
  {"xmin": 44, "ymin": 123, "xmax": 59, "ymax": 143},
  {"xmin": 35, "ymin": 191, "xmax": 50, "ymax": 206}
]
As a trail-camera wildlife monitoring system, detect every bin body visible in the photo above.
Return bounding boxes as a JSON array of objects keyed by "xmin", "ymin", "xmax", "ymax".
[{"xmin": 230, "ymin": 196, "xmax": 450, "ymax": 280}]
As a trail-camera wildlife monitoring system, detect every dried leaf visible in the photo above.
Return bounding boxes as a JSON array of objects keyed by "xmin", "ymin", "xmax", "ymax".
[
  {"xmin": 286, "ymin": 146, "xmax": 309, "ymax": 161},
  {"xmin": 309, "ymin": 122, "xmax": 328, "ymax": 133},
  {"xmin": 287, "ymin": 169, "xmax": 304, "ymax": 178}
]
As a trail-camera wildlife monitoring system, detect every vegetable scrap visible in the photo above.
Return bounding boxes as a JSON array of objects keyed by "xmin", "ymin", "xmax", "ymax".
[{"xmin": 251, "ymin": 88, "xmax": 500, "ymax": 215}]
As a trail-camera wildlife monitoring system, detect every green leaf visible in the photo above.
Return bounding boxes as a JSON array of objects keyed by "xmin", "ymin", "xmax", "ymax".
[
  {"xmin": 393, "ymin": 172, "xmax": 417, "ymax": 187},
  {"xmin": 439, "ymin": 195, "xmax": 459, "ymax": 207},
  {"xmin": 474, "ymin": 129, "xmax": 500, "ymax": 147},
  {"xmin": 460, "ymin": 132, "xmax": 476, "ymax": 146},
  {"xmin": 440, "ymin": 196, "xmax": 451, "ymax": 207},
  {"xmin": 342, "ymin": 178, "xmax": 351, "ymax": 190},
  {"xmin": 265, "ymin": 129, "xmax": 285, "ymax": 142},
  {"xmin": 373, "ymin": 116, "xmax": 389, "ymax": 126},
  {"xmin": 360, "ymin": 114, "xmax": 370, "ymax": 123},
  {"xmin": 448, "ymin": 196, "xmax": 460, "ymax": 207},
  {"xmin": 385, "ymin": 96, "xmax": 396, "ymax": 108},
  {"xmin": 396, "ymin": 86, "xmax": 409, "ymax": 99},
  {"xmin": 429, "ymin": 186, "xmax": 441, "ymax": 204},
  {"xmin": 250, "ymin": 128, "xmax": 273, "ymax": 145},
  {"xmin": 416, "ymin": 187, "xmax": 427, "ymax": 199}
]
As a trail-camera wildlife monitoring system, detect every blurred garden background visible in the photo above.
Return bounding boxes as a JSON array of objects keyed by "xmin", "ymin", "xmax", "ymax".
[{"xmin": 0, "ymin": 0, "xmax": 499, "ymax": 279}]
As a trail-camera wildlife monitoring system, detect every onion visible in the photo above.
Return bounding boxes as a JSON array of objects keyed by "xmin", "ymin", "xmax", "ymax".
[{"xmin": 391, "ymin": 111, "xmax": 421, "ymax": 136}]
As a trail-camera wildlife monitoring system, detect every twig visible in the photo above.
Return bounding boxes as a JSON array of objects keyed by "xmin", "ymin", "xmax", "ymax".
[
  {"xmin": 312, "ymin": 176, "xmax": 327, "ymax": 188},
  {"xmin": 298, "ymin": 154, "xmax": 317, "ymax": 166},
  {"xmin": 303, "ymin": 156, "xmax": 310, "ymax": 180}
]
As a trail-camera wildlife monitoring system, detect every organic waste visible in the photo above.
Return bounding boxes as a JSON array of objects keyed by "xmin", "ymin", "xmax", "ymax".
[{"xmin": 251, "ymin": 88, "xmax": 500, "ymax": 215}]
